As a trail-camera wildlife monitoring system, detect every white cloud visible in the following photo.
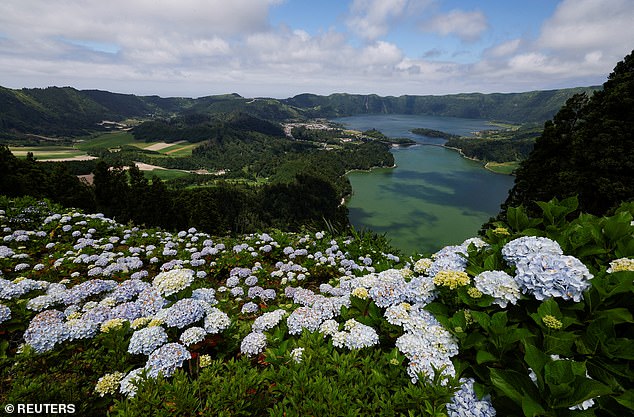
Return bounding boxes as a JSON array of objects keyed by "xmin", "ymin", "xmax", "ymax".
[
  {"xmin": 423, "ymin": 9, "xmax": 488, "ymax": 42},
  {"xmin": 538, "ymin": 0, "xmax": 634, "ymax": 54},
  {"xmin": 346, "ymin": 0, "xmax": 425, "ymax": 40},
  {"xmin": 486, "ymin": 39, "xmax": 521, "ymax": 58},
  {"xmin": 0, "ymin": 0, "xmax": 630, "ymax": 99}
]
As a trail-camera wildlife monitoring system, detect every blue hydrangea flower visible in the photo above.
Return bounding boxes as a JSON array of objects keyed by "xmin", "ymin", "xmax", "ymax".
[
  {"xmin": 251, "ymin": 309, "xmax": 286, "ymax": 332},
  {"xmin": 287, "ymin": 306, "xmax": 324, "ymax": 335},
  {"xmin": 446, "ymin": 378, "xmax": 496, "ymax": 417},
  {"xmin": 145, "ymin": 343, "xmax": 191, "ymax": 378},
  {"xmin": 23, "ymin": 310, "xmax": 69, "ymax": 353},
  {"xmin": 191, "ymin": 288, "xmax": 217, "ymax": 305},
  {"xmin": 180, "ymin": 326, "xmax": 207, "ymax": 346},
  {"xmin": 119, "ymin": 368, "xmax": 145, "ymax": 397},
  {"xmin": 501, "ymin": 236, "xmax": 562, "ymax": 267},
  {"xmin": 61, "ymin": 279, "xmax": 117, "ymax": 305},
  {"xmin": 473, "ymin": 271, "xmax": 521, "ymax": 308},
  {"xmin": 136, "ymin": 288, "xmax": 167, "ymax": 317},
  {"xmin": 128, "ymin": 326, "xmax": 169, "ymax": 355},
  {"xmin": 240, "ymin": 332, "xmax": 267, "ymax": 357},
  {"xmin": 109, "ymin": 280, "xmax": 150, "ymax": 303},
  {"xmin": 204, "ymin": 307, "xmax": 231, "ymax": 334},
  {"xmin": 0, "ymin": 303, "xmax": 11, "ymax": 324},
  {"xmin": 368, "ymin": 269, "xmax": 408, "ymax": 307},
  {"xmin": 427, "ymin": 245, "xmax": 468, "ymax": 277},
  {"xmin": 109, "ymin": 302, "xmax": 144, "ymax": 322},
  {"xmin": 514, "ymin": 253, "xmax": 593, "ymax": 301},
  {"xmin": 163, "ymin": 298, "xmax": 206, "ymax": 329},
  {"xmin": 241, "ymin": 302, "xmax": 259, "ymax": 314},
  {"xmin": 65, "ymin": 318, "xmax": 98, "ymax": 341}
]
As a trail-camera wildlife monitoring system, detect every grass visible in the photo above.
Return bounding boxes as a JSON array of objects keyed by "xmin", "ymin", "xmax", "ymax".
[
  {"xmin": 9, "ymin": 146, "xmax": 88, "ymax": 160},
  {"xmin": 162, "ymin": 143, "xmax": 197, "ymax": 156},
  {"xmin": 75, "ymin": 131, "xmax": 138, "ymax": 151},
  {"xmin": 142, "ymin": 169, "xmax": 193, "ymax": 181},
  {"xmin": 484, "ymin": 161, "xmax": 519, "ymax": 175},
  {"xmin": 76, "ymin": 132, "xmax": 198, "ymax": 156}
]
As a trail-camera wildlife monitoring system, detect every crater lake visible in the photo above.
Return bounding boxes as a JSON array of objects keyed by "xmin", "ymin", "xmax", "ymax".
[{"xmin": 333, "ymin": 114, "xmax": 515, "ymax": 255}]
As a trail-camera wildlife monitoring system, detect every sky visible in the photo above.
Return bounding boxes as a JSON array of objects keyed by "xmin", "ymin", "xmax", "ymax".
[{"xmin": 0, "ymin": 0, "xmax": 633, "ymax": 98}]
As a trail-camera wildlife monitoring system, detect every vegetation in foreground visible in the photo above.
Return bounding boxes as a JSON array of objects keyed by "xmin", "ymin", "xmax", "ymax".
[{"xmin": 0, "ymin": 195, "xmax": 632, "ymax": 416}]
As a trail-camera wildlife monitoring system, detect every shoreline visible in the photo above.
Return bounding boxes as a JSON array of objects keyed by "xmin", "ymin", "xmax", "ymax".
[
  {"xmin": 343, "ymin": 163, "xmax": 397, "ymax": 176},
  {"xmin": 427, "ymin": 143, "xmax": 515, "ymax": 176}
]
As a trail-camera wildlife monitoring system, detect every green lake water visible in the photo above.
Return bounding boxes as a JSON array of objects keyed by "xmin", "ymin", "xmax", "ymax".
[{"xmin": 333, "ymin": 114, "xmax": 515, "ymax": 256}]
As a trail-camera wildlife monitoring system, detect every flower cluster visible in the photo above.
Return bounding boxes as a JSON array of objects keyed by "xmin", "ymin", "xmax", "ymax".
[
  {"xmin": 446, "ymin": 378, "xmax": 496, "ymax": 417},
  {"xmin": 607, "ymin": 257, "xmax": 634, "ymax": 273},
  {"xmin": 95, "ymin": 372, "xmax": 124, "ymax": 397},
  {"xmin": 0, "ymin": 303, "xmax": 11, "ymax": 324},
  {"xmin": 128, "ymin": 326, "xmax": 168, "ymax": 355},
  {"xmin": 473, "ymin": 271, "xmax": 520, "ymax": 308},
  {"xmin": 501, "ymin": 236, "xmax": 562, "ymax": 266},
  {"xmin": 240, "ymin": 331, "xmax": 267, "ymax": 356},
  {"xmin": 514, "ymin": 253, "xmax": 592, "ymax": 301},
  {"xmin": 152, "ymin": 269, "xmax": 194, "ymax": 296},
  {"xmin": 433, "ymin": 270, "xmax": 470, "ymax": 290},
  {"xmin": 145, "ymin": 343, "xmax": 191, "ymax": 378},
  {"xmin": 180, "ymin": 326, "xmax": 206, "ymax": 346}
]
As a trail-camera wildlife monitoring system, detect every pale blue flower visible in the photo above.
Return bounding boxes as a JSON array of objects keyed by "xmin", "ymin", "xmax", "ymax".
[
  {"xmin": 474, "ymin": 271, "xmax": 521, "ymax": 308},
  {"xmin": 129, "ymin": 326, "xmax": 169, "ymax": 355},
  {"xmin": 163, "ymin": 298, "xmax": 206, "ymax": 328},
  {"xmin": 446, "ymin": 378, "xmax": 496, "ymax": 417},
  {"xmin": 501, "ymin": 236, "xmax": 562, "ymax": 267},
  {"xmin": 145, "ymin": 343, "xmax": 191, "ymax": 378},
  {"xmin": 180, "ymin": 326, "xmax": 206, "ymax": 346},
  {"xmin": 0, "ymin": 303, "xmax": 11, "ymax": 324},
  {"xmin": 240, "ymin": 332, "xmax": 267, "ymax": 357},
  {"xmin": 514, "ymin": 253, "xmax": 593, "ymax": 301}
]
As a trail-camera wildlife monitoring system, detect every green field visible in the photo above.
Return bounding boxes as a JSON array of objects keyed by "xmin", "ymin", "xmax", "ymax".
[
  {"xmin": 9, "ymin": 146, "xmax": 89, "ymax": 160},
  {"xmin": 484, "ymin": 161, "xmax": 519, "ymax": 175},
  {"xmin": 75, "ymin": 131, "xmax": 138, "ymax": 151},
  {"xmin": 76, "ymin": 132, "xmax": 196, "ymax": 156},
  {"xmin": 142, "ymin": 169, "xmax": 193, "ymax": 181}
]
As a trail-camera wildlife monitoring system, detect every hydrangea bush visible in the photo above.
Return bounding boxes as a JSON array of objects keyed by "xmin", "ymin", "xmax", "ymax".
[{"xmin": 0, "ymin": 196, "xmax": 632, "ymax": 416}]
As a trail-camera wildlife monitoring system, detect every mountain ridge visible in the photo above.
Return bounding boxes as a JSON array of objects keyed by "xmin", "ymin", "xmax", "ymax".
[{"xmin": 0, "ymin": 85, "xmax": 600, "ymax": 137}]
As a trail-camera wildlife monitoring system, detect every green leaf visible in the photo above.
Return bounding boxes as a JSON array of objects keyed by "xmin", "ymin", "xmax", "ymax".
[
  {"xmin": 476, "ymin": 350, "xmax": 498, "ymax": 365},
  {"xmin": 489, "ymin": 368, "xmax": 541, "ymax": 407},
  {"xmin": 523, "ymin": 343, "xmax": 549, "ymax": 386},
  {"xmin": 544, "ymin": 332, "xmax": 576, "ymax": 355},
  {"xmin": 522, "ymin": 396, "xmax": 546, "ymax": 417},
  {"xmin": 615, "ymin": 390, "xmax": 634, "ymax": 409},
  {"xmin": 507, "ymin": 205, "xmax": 530, "ymax": 231},
  {"xmin": 551, "ymin": 378, "xmax": 612, "ymax": 409},
  {"xmin": 595, "ymin": 308, "xmax": 633, "ymax": 324}
]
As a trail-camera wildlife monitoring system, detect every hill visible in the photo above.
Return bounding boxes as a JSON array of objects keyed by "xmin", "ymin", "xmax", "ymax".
[
  {"xmin": 1, "ymin": 85, "xmax": 599, "ymax": 139},
  {"xmin": 502, "ymin": 50, "xmax": 634, "ymax": 216}
]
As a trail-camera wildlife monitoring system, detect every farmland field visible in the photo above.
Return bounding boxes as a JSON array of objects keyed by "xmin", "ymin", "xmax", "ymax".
[{"xmin": 8, "ymin": 146, "xmax": 89, "ymax": 160}]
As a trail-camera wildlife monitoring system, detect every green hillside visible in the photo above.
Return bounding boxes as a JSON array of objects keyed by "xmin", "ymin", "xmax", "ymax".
[{"xmin": 1, "ymin": 85, "xmax": 599, "ymax": 139}]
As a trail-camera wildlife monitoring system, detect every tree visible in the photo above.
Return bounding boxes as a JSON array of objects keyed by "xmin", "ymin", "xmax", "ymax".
[{"xmin": 502, "ymin": 51, "xmax": 634, "ymax": 216}]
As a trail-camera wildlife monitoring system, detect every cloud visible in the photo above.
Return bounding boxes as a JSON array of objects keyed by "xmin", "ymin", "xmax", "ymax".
[
  {"xmin": 485, "ymin": 39, "xmax": 521, "ymax": 58},
  {"xmin": 538, "ymin": 0, "xmax": 634, "ymax": 54},
  {"xmin": 0, "ymin": 0, "xmax": 281, "ymax": 58},
  {"xmin": 423, "ymin": 9, "xmax": 488, "ymax": 42},
  {"xmin": 346, "ymin": 0, "xmax": 408, "ymax": 40}
]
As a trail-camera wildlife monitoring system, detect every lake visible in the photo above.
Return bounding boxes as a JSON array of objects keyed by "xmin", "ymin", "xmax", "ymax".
[{"xmin": 333, "ymin": 114, "xmax": 515, "ymax": 256}]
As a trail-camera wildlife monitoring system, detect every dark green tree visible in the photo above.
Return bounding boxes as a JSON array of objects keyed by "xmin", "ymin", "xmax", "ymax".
[{"xmin": 502, "ymin": 51, "xmax": 634, "ymax": 216}]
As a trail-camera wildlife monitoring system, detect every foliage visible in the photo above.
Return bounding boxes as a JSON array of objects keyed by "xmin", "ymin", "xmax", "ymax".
[
  {"xmin": 1, "ymin": 85, "xmax": 600, "ymax": 139},
  {"xmin": 445, "ymin": 125, "xmax": 541, "ymax": 163},
  {"xmin": 0, "ymin": 195, "xmax": 632, "ymax": 416},
  {"xmin": 503, "ymin": 50, "xmax": 634, "ymax": 216}
]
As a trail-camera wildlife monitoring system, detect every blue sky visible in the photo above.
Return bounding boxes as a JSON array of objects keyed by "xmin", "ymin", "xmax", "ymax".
[{"xmin": 0, "ymin": 0, "xmax": 632, "ymax": 98}]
